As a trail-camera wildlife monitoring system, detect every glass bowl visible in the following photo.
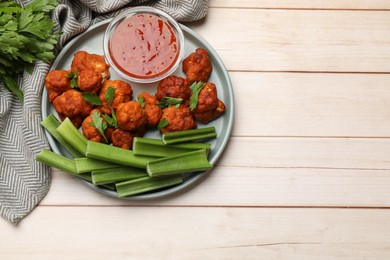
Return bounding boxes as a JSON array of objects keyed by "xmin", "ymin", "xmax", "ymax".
[{"xmin": 103, "ymin": 6, "xmax": 185, "ymax": 84}]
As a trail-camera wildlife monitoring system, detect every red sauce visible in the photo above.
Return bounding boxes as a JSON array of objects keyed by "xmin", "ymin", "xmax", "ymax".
[{"xmin": 109, "ymin": 13, "xmax": 179, "ymax": 79}]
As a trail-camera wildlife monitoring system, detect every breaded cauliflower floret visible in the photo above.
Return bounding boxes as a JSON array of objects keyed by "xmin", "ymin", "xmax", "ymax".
[
  {"xmin": 155, "ymin": 75, "xmax": 191, "ymax": 106},
  {"xmin": 45, "ymin": 70, "xmax": 72, "ymax": 102},
  {"xmin": 99, "ymin": 80, "xmax": 133, "ymax": 115},
  {"xmin": 159, "ymin": 105, "xmax": 197, "ymax": 134},
  {"xmin": 182, "ymin": 48, "xmax": 212, "ymax": 84},
  {"xmin": 81, "ymin": 110, "xmax": 114, "ymax": 144},
  {"xmin": 111, "ymin": 128, "xmax": 144, "ymax": 150},
  {"xmin": 192, "ymin": 82, "xmax": 225, "ymax": 123},
  {"xmin": 77, "ymin": 69, "xmax": 103, "ymax": 93},
  {"xmin": 71, "ymin": 51, "xmax": 110, "ymax": 81},
  {"xmin": 138, "ymin": 91, "xmax": 162, "ymax": 128},
  {"xmin": 116, "ymin": 101, "xmax": 148, "ymax": 132},
  {"xmin": 53, "ymin": 89, "xmax": 93, "ymax": 128}
]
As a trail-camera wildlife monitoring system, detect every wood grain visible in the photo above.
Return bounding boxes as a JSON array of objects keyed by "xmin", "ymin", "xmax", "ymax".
[
  {"xmin": 187, "ymin": 8, "xmax": 390, "ymax": 72},
  {"xmin": 209, "ymin": 0, "xmax": 390, "ymax": 9},
  {"xmin": 230, "ymin": 72, "xmax": 390, "ymax": 137},
  {"xmin": 2, "ymin": 207, "xmax": 390, "ymax": 259},
  {"xmin": 41, "ymin": 167, "xmax": 390, "ymax": 208}
]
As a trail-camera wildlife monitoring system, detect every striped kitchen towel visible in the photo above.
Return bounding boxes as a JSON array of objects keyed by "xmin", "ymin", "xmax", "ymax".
[{"xmin": 0, "ymin": 0, "xmax": 208, "ymax": 225}]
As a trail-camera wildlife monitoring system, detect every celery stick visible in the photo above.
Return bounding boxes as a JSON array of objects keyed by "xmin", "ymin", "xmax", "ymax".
[
  {"xmin": 56, "ymin": 117, "xmax": 88, "ymax": 155},
  {"xmin": 162, "ymin": 127, "xmax": 217, "ymax": 144},
  {"xmin": 146, "ymin": 149, "xmax": 213, "ymax": 177},
  {"xmin": 101, "ymin": 183, "xmax": 116, "ymax": 190},
  {"xmin": 170, "ymin": 142, "xmax": 211, "ymax": 150},
  {"xmin": 85, "ymin": 140, "xmax": 153, "ymax": 169},
  {"xmin": 133, "ymin": 137, "xmax": 211, "ymax": 157},
  {"xmin": 36, "ymin": 149, "xmax": 77, "ymax": 174},
  {"xmin": 115, "ymin": 175, "xmax": 183, "ymax": 197},
  {"xmin": 41, "ymin": 114, "xmax": 84, "ymax": 158},
  {"xmin": 74, "ymin": 157, "xmax": 123, "ymax": 174},
  {"xmin": 91, "ymin": 167, "xmax": 148, "ymax": 185},
  {"xmin": 77, "ymin": 172, "xmax": 116, "ymax": 190},
  {"xmin": 36, "ymin": 149, "xmax": 116, "ymax": 190}
]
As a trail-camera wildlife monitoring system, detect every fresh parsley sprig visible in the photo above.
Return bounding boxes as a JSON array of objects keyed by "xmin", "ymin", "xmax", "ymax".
[
  {"xmin": 84, "ymin": 87, "xmax": 118, "ymax": 140},
  {"xmin": 101, "ymin": 86, "xmax": 118, "ymax": 128},
  {"xmin": 138, "ymin": 96, "xmax": 145, "ymax": 108},
  {"xmin": 157, "ymin": 96, "xmax": 183, "ymax": 109},
  {"xmin": 81, "ymin": 92, "xmax": 102, "ymax": 105},
  {"xmin": 102, "ymin": 112, "xmax": 118, "ymax": 129},
  {"xmin": 66, "ymin": 71, "xmax": 78, "ymax": 89},
  {"xmin": 157, "ymin": 118, "xmax": 169, "ymax": 130},
  {"xmin": 189, "ymin": 82, "xmax": 206, "ymax": 110},
  {"xmin": 0, "ymin": 0, "xmax": 60, "ymax": 101},
  {"xmin": 89, "ymin": 111, "xmax": 108, "ymax": 143}
]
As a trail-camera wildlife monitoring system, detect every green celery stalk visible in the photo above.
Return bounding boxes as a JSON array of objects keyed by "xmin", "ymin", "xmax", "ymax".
[
  {"xmin": 146, "ymin": 149, "xmax": 213, "ymax": 177},
  {"xmin": 36, "ymin": 149, "xmax": 116, "ymax": 190},
  {"xmin": 74, "ymin": 157, "xmax": 123, "ymax": 174},
  {"xmin": 78, "ymin": 172, "xmax": 92, "ymax": 182},
  {"xmin": 36, "ymin": 149, "xmax": 77, "ymax": 174},
  {"xmin": 162, "ymin": 127, "xmax": 217, "ymax": 144},
  {"xmin": 56, "ymin": 117, "xmax": 88, "ymax": 155},
  {"xmin": 133, "ymin": 137, "xmax": 211, "ymax": 157},
  {"xmin": 115, "ymin": 175, "xmax": 183, "ymax": 197},
  {"xmin": 91, "ymin": 167, "xmax": 148, "ymax": 185},
  {"xmin": 85, "ymin": 140, "xmax": 153, "ymax": 169},
  {"xmin": 40, "ymin": 114, "xmax": 84, "ymax": 158},
  {"xmin": 76, "ymin": 172, "xmax": 116, "ymax": 190},
  {"xmin": 101, "ymin": 183, "xmax": 116, "ymax": 190}
]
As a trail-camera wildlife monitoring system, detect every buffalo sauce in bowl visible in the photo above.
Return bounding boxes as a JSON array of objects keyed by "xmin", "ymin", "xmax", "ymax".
[{"xmin": 103, "ymin": 7, "xmax": 185, "ymax": 83}]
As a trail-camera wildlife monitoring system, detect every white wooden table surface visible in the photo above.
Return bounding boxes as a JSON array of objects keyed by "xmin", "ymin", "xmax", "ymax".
[{"xmin": 3, "ymin": 1, "xmax": 390, "ymax": 259}]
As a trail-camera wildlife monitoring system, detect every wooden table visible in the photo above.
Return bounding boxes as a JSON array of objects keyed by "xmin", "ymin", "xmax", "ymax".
[{"xmin": 3, "ymin": 1, "xmax": 390, "ymax": 258}]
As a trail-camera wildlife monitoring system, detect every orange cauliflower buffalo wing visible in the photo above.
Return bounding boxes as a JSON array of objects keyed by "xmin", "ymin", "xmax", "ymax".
[
  {"xmin": 81, "ymin": 110, "xmax": 114, "ymax": 144},
  {"xmin": 53, "ymin": 89, "xmax": 93, "ymax": 128},
  {"xmin": 116, "ymin": 101, "xmax": 148, "ymax": 132},
  {"xmin": 182, "ymin": 48, "xmax": 212, "ymax": 84},
  {"xmin": 71, "ymin": 51, "xmax": 110, "ymax": 80},
  {"xmin": 77, "ymin": 69, "xmax": 103, "ymax": 93},
  {"xmin": 155, "ymin": 76, "xmax": 191, "ymax": 106},
  {"xmin": 111, "ymin": 129, "xmax": 144, "ymax": 150},
  {"xmin": 138, "ymin": 92, "xmax": 162, "ymax": 128},
  {"xmin": 45, "ymin": 70, "xmax": 72, "ymax": 102},
  {"xmin": 193, "ymin": 82, "xmax": 225, "ymax": 123},
  {"xmin": 99, "ymin": 80, "xmax": 133, "ymax": 115},
  {"xmin": 159, "ymin": 105, "xmax": 197, "ymax": 134}
]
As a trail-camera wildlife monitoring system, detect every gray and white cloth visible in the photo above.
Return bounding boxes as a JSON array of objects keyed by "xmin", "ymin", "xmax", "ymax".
[{"xmin": 0, "ymin": 0, "xmax": 208, "ymax": 225}]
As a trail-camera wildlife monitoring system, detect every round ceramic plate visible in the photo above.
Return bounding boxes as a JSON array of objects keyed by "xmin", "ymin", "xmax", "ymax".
[{"xmin": 41, "ymin": 19, "xmax": 234, "ymax": 200}]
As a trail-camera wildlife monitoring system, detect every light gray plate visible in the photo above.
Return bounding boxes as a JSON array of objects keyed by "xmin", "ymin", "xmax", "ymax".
[{"xmin": 42, "ymin": 19, "xmax": 235, "ymax": 200}]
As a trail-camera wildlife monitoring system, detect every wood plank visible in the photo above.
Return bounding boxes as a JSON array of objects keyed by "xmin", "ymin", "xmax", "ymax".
[
  {"xmin": 2, "ymin": 207, "xmax": 390, "ymax": 259},
  {"xmin": 41, "ymin": 167, "xmax": 390, "ymax": 208},
  {"xmin": 187, "ymin": 8, "xmax": 390, "ymax": 72},
  {"xmin": 229, "ymin": 72, "xmax": 390, "ymax": 137},
  {"xmin": 209, "ymin": 0, "xmax": 390, "ymax": 9},
  {"xmin": 39, "ymin": 137, "xmax": 390, "ymax": 207},
  {"xmin": 217, "ymin": 137, "xmax": 390, "ymax": 169}
]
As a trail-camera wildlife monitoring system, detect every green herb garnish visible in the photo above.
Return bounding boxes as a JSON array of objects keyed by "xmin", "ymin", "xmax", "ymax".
[
  {"xmin": 90, "ymin": 111, "xmax": 108, "ymax": 143},
  {"xmin": 82, "ymin": 92, "xmax": 103, "ymax": 105},
  {"xmin": 157, "ymin": 96, "xmax": 183, "ymax": 109},
  {"xmin": 189, "ymin": 82, "xmax": 205, "ymax": 110},
  {"xmin": 105, "ymin": 86, "xmax": 115, "ymax": 104},
  {"xmin": 138, "ymin": 96, "xmax": 145, "ymax": 108},
  {"xmin": 82, "ymin": 86, "xmax": 118, "ymax": 133},
  {"xmin": 0, "ymin": 0, "xmax": 60, "ymax": 101},
  {"xmin": 157, "ymin": 118, "xmax": 169, "ymax": 130},
  {"xmin": 103, "ymin": 87, "xmax": 118, "ymax": 128},
  {"xmin": 66, "ymin": 70, "xmax": 78, "ymax": 89},
  {"xmin": 103, "ymin": 111, "xmax": 118, "ymax": 128}
]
